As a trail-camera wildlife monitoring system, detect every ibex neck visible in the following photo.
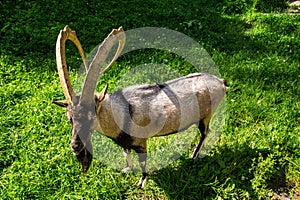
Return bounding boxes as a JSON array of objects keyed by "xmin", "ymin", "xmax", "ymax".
[{"xmin": 94, "ymin": 93, "xmax": 122, "ymax": 139}]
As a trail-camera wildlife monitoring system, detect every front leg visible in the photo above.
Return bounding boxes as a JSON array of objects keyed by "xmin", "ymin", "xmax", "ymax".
[
  {"xmin": 121, "ymin": 148, "xmax": 133, "ymax": 173},
  {"xmin": 137, "ymin": 152, "xmax": 147, "ymax": 188},
  {"xmin": 133, "ymin": 142, "xmax": 147, "ymax": 188}
]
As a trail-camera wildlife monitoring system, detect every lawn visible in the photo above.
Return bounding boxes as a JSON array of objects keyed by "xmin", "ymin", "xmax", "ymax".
[{"xmin": 0, "ymin": 0, "xmax": 299, "ymax": 199}]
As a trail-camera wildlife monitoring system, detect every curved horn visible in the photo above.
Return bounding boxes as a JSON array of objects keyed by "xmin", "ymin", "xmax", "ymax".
[
  {"xmin": 56, "ymin": 25, "xmax": 89, "ymax": 103},
  {"xmin": 79, "ymin": 27, "xmax": 125, "ymax": 105}
]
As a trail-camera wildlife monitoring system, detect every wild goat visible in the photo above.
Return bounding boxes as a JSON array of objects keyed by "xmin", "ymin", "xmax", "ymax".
[{"xmin": 53, "ymin": 26, "xmax": 226, "ymax": 188}]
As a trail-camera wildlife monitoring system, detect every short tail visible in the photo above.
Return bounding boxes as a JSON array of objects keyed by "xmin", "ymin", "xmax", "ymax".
[
  {"xmin": 223, "ymin": 79, "xmax": 227, "ymax": 86},
  {"xmin": 223, "ymin": 79, "xmax": 228, "ymax": 91}
]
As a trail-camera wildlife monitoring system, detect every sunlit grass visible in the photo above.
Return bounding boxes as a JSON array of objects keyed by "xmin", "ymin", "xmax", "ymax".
[{"xmin": 0, "ymin": 0, "xmax": 299, "ymax": 199}]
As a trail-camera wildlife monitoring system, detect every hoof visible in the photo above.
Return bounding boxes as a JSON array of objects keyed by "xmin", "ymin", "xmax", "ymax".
[
  {"xmin": 121, "ymin": 166, "xmax": 132, "ymax": 173},
  {"xmin": 136, "ymin": 176, "xmax": 147, "ymax": 189},
  {"xmin": 191, "ymin": 147, "xmax": 199, "ymax": 159}
]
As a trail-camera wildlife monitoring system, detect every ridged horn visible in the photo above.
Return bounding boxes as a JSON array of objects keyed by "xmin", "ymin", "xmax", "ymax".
[
  {"xmin": 79, "ymin": 27, "xmax": 125, "ymax": 105},
  {"xmin": 56, "ymin": 25, "xmax": 89, "ymax": 103}
]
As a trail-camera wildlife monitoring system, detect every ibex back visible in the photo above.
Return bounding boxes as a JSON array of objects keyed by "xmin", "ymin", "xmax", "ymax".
[{"xmin": 53, "ymin": 26, "xmax": 226, "ymax": 188}]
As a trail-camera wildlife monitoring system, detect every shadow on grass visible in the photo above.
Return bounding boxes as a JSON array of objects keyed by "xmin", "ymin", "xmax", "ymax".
[
  {"xmin": 2, "ymin": 0, "xmax": 297, "ymax": 90},
  {"xmin": 3, "ymin": 0, "xmax": 297, "ymax": 85},
  {"xmin": 150, "ymin": 142, "xmax": 287, "ymax": 199},
  {"xmin": 0, "ymin": 0, "xmax": 252, "ymax": 57}
]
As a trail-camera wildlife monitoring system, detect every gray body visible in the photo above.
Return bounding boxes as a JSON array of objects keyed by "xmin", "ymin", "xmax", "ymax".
[
  {"xmin": 96, "ymin": 73, "xmax": 225, "ymax": 140},
  {"xmin": 93, "ymin": 73, "xmax": 226, "ymax": 187}
]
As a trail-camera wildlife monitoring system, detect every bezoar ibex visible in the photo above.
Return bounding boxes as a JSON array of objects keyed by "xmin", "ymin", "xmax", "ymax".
[{"xmin": 53, "ymin": 26, "xmax": 227, "ymax": 188}]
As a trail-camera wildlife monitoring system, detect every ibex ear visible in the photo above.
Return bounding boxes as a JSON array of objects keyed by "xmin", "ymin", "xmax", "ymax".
[
  {"xmin": 96, "ymin": 84, "xmax": 108, "ymax": 102},
  {"xmin": 52, "ymin": 100, "xmax": 69, "ymax": 107}
]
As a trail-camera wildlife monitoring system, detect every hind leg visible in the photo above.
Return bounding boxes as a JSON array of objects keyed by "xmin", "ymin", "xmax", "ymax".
[{"xmin": 191, "ymin": 119, "xmax": 210, "ymax": 159}]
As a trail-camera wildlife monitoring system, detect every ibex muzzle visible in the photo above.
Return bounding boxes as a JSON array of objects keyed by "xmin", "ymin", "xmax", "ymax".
[
  {"xmin": 53, "ymin": 26, "xmax": 226, "ymax": 188},
  {"xmin": 68, "ymin": 103, "xmax": 94, "ymax": 172}
]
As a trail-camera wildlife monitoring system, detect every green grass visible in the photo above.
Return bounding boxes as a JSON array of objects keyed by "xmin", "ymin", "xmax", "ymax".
[{"xmin": 0, "ymin": 0, "xmax": 299, "ymax": 199}]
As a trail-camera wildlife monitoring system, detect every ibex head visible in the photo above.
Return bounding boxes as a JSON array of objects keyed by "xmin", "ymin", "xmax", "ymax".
[{"xmin": 53, "ymin": 26, "xmax": 125, "ymax": 172}]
